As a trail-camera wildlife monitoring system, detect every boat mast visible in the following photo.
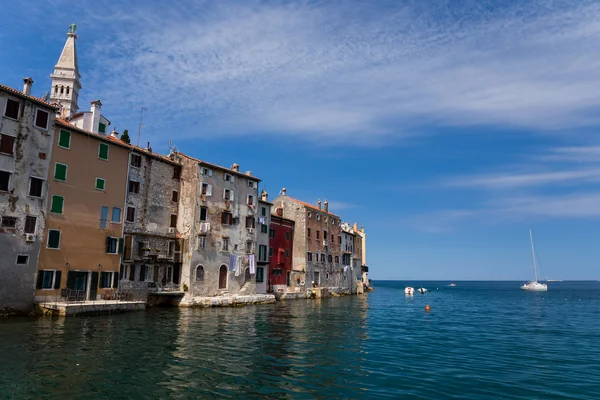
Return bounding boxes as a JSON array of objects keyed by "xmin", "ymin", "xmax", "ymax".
[{"xmin": 529, "ymin": 229, "xmax": 538, "ymax": 282}]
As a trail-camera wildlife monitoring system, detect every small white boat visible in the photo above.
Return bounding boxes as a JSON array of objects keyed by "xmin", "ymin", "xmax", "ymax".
[
  {"xmin": 447, "ymin": 283, "xmax": 456, "ymax": 287},
  {"xmin": 418, "ymin": 288, "xmax": 427, "ymax": 294},
  {"xmin": 521, "ymin": 230, "xmax": 548, "ymax": 292},
  {"xmin": 404, "ymin": 287, "xmax": 414, "ymax": 295}
]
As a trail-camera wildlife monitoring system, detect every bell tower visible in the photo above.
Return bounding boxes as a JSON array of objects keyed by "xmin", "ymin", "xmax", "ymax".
[{"xmin": 49, "ymin": 23, "xmax": 81, "ymax": 118}]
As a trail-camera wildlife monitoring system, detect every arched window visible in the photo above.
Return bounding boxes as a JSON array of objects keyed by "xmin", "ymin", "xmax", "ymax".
[
  {"xmin": 60, "ymin": 86, "xmax": 64, "ymax": 94},
  {"xmin": 219, "ymin": 265, "xmax": 227, "ymax": 289},
  {"xmin": 195, "ymin": 265, "xmax": 204, "ymax": 282},
  {"xmin": 244, "ymin": 267, "xmax": 251, "ymax": 283},
  {"xmin": 54, "ymin": 85, "xmax": 58, "ymax": 93},
  {"xmin": 66, "ymin": 86, "xmax": 70, "ymax": 95}
]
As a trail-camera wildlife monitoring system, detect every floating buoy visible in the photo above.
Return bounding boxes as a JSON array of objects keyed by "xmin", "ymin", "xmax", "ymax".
[{"xmin": 425, "ymin": 304, "xmax": 431, "ymax": 312}]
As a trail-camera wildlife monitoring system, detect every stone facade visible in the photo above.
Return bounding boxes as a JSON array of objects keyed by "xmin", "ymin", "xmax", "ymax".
[
  {"xmin": 121, "ymin": 146, "xmax": 183, "ymax": 292},
  {"xmin": 272, "ymin": 190, "xmax": 351, "ymax": 293},
  {"xmin": 175, "ymin": 153, "xmax": 261, "ymax": 299},
  {"xmin": 0, "ymin": 83, "xmax": 58, "ymax": 314}
]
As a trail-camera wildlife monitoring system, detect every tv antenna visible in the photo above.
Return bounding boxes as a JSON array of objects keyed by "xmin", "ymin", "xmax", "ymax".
[{"xmin": 130, "ymin": 104, "xmax": 147, "ymax": 146}]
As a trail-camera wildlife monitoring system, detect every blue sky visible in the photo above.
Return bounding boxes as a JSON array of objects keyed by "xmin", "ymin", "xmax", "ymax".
[{"xmin": 2, "ymin": 0, "xmax": 600, "ymax": 280}]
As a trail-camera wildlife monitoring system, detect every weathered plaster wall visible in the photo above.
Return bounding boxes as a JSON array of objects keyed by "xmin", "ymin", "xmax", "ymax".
[
  {"xmin": 0, "ymin": 92, "xmax": 56, "ymax": 314},
  {"xmin": 255, "ymin": 199, "xmax": 271, "ymax": 294}
]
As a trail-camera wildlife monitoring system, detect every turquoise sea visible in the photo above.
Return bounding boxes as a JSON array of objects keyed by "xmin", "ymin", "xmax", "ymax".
[{"xmin": 1, "ymin": 281, "xmax": 600, "ymax": 399}]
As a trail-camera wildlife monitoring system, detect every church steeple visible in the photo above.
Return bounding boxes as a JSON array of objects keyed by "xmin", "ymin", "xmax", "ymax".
[{"xmin": 50, "ymin": 23, "xmax": 81, "ymax": 118}]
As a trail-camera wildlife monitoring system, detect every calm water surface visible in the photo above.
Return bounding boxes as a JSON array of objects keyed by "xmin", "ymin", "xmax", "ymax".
[{"xmin": 2, "ymin": 281, "xmax": 600, "ymax": 399}]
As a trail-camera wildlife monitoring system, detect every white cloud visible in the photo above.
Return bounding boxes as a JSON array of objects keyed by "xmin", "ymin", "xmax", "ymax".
[
  {"xmin": 29, "ymin": 0, "xmax": 600, "ymax": 144},
  {"xmin": 443, "ymin": 169, "xmax": 600, "ymax": 189}
]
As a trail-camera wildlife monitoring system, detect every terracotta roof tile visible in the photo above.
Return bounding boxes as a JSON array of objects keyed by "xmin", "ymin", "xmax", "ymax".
[
  {"xmin": 177, "ymin": 152, "xmax": 261, "ymax": 181},
  {"xmin": 0, "ymin": 83, "xmax": 59, "ymax": 109}
]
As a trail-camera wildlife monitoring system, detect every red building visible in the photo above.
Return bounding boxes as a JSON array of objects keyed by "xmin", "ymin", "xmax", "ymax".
[{"xmin": 268, "ymin": 215, "xmax": 294, "ymax": 291}]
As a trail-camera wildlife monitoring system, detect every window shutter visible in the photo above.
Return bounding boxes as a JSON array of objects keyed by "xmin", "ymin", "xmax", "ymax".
[
  {"xmin": 231, "ymin": 191, "xmax": 235, "ymax": 202},
  {"xmin": 246, "ymin": 195, "xmax": 250, "ymax": 205},
  {"xmin": 209, "ymin": 169, "xmax": 213, "ymax": 176},
  {"xmin": 173, "ymin": 264, "xmax": 180, "ymax": 284},
  {"xmin": 66, "ymin": 271, "xmax": 75, "ymax": 289},
  {"xmin": 223, "ymin": 188, "xmax": 226, "ymax": 199},
  {"xmin": 36, "ymin": 271, "xmax": 44, "ymax": 289},
  {"xmin": 118, "ymin": 238, "xmax": 124, "ymax": 254},
  {"xmin": 91, "ymin": 272, "xmax": 99, "ymax": 289},
  {"xmin": 207, "ymin": 184, "xmax": 212, "ymax": 196},
  {"xmin": 113, "ymin": 272, "xmax": 119, "ymax": 288},
  {"xmin": 231, "ymin": 176, "xmax": 235, "ymax": 183},
  {"xmin": 106, "ymin": 236, "xmax": 111, "ymax": 253},
  {"xmin": 254, "ymin": 182, "xmax": 258, "ymax": 189},
  {"xmin": 54, "ymin": 271, "xmax": 62, "ymax": 289},
  {"xmin": 130, "ymin": 265, "xmax": 136, "ymax": 281}
]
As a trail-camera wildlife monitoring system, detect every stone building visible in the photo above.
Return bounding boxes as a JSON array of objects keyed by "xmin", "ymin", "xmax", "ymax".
[
  {"xmin": 120, "ymin": 143, "xmax": 183, "ymax": 291},
  {"xmin": 268, "ymin": 213, "xmax": 295, "ymax": 293},
  {"xmin": 256, "ymin": 192, "xmax": 272, "ymax": 294},
  {"xmin": 272, "ymin": 189, "xmax": 351, "ymax": 293},
  {"xmin": 0, "ymin": 80, "xmax": 59, "ymax": 314},
  {"xmin": 174, "ymin": 153, "xmax": 261, "ymax": 300},
  {"xmin": 353, "ymin": 224, "xmax": 369, "ymax": 286}
]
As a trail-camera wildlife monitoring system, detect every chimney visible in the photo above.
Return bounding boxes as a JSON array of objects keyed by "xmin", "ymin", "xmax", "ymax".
[
  {"xmin": 317, "ymin": 199, "xmax": 322, "ymax": 211},
  {"xmin": 90, "ymin": 100, "xmax": 102, "ymax": 134},
  {"xmin": 245, "ymin": 171, "xmax": 252, "ymax": 176},
  {"xmin": 353, "ymin": 222, "xmax": 358, "ymax": 232},
  {"xmin": 231, "ymin": 163, "xmax": 240, "ymax": 172},
  {"xmin": 281, "ymin": 188, "xmax": 287, "ymax": 196},
  {"xmin": 261, "ymin": 190, "xmax": 268, "ymax": 202},
  {"xmin": 324, "ymin": 200, "xmax": 329, "ymax": 213},
  {"xmin": 23, "ymin": 77, "xmax": 34, "ymax": 96},
  {"xmin": 146, "ymin": 141, "xmax": 152, "ymax": 153}
]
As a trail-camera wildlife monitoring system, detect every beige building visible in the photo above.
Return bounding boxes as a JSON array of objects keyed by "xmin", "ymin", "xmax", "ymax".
[{"xmin": 35, "ymin": 120, "xmax": 130, "ymax": 302}]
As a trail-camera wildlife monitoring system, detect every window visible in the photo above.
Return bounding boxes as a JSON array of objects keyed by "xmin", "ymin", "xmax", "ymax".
[
  {"xmin": 172, "ymin": 190, "xmax": 179, "ymax": 202},
  {"xmin": 200, "ymin": 207, "xmax": 208, "ymax": 221},
  {"xmin": 170, "ymin": 214, "xmax": 177, "ymax": 228},
  {"xmin": 335, "ymin": 255, "xmax": 340, "ymax": 263},
  {"xmin": 100, "ymin": 272, "xmax": 113, "ymax": 288},
  {"xmin": 24, "ymin": 216, "xmax": 36, "ymax": 234},
  {"xmin": 95, "ymin": 178, "xmax": 105, "ymax": 191},
  {"xmin": 246, "ymin": 241, "xmax": 253, "ymax": 254},
  {"xmin": 130, "ymin": 154, "xmax": 142, "ymax": 168},
  {"xmin": 324, "ymin": 216, "xmax": 328, "ymax": 223},
  {"xmin": 316, "ymin": 231, "xmax": 320, "ymax": 240},
  {"xmin": 198, "ymin": 236, "xmax": 206, "ymax": 250},
  {"xmin": 126, "ymin": 206, "xmax": 135, "ymax": 222},
  {"xmin": 321, "ymin": 254, "xmax": 325, "ymax": 262},
  {"xmin": 173, "ymin": 166, "xmax": 182, "ymax": 180},
  {"xmin": 202, "ymin": 167, "xmax": 212, "ymax": 176},
  {"xmin": 307, "ymin": 228, "xmax": 311, "ymax": 238},
  {"xmin": 286, "ymin": 232, "xmax": 290, "ymax": 241},
  {"xmin": 246, "ymin": 216, "xmax": 255, "ymax": 229},
  {"xmin": 0, "ymin": 134, "xmax": 15, "ymax": 155},
  {"xmin": 308, "ymin": 211, "xmax": 312, "ymax": 218},
  {"xmin": 106, "ymin": 237, "xmax": 118, "ymax": 254},
  {"xmin": 315, "ymin": 253, "xmax": 319, "ymax": 262},
  {"xmin": 54, "ymin": 163, "xmax": 67, "ymax": 181},
  {"xmin": 328, "ymin": 255, "xmax": 333, "ymax": 263},
  {"xmin": 221, "ymin": 212, "xmax": 233, "ymax": 225},
  {"xmin": 100, "ymin": 206, "xmax": 109, "ymax": 229},
  {"xmin": 1, "ymin": 216, "xmax": 16, "ymax": 228},
  {"xmin": 259, "ymin": 244, "xmax": 267, "ymax": 262},
  {"xmin": 307, "ymin": 252, "xmax": 313, "ymax": 262},
  {"xmin": 47, "ymin": 229, "xmax": 61, "ymax": 249},
  {"xmin": 34, "ymin": 109, "xmax": 49, "ymax": 129},
  {"xmin": 111, "ymin": 207, "xmax": 121, "ymax": 223},
  {"xmin": 224, "ymin": 173, "xmax": 233, "ymax": 182},
  {"xmin": 269, "ymin": 247, "xmax": 273, "ymax": 257},
  {"xmin": 0, "ymin": 170, "xmax": 10, "ymax": 191},
  {"xmin": 37, "ymin": 270, "xmax": 60, "ymax": 289},
  {"xmin": 261, "ymin": 207, "xmax": 266, "ymax": 216},
  {"xmin": 261, "ymin": 224, "xmax": 268, "ymax": 234},
  {"xmin": 58, "ymin": 129, "xmax": 71, "ymax": 149},
  {"xmin": 248, "ymin": 181, "xmax": 254, "ymax": 188},
  {"xmin": 338, "ymin": 236, "xmax": 342, "ymax": 244},
  {"xmin": 201, "ymin": 183, "xmax": 212, "ymax": 196},
  {"xmin": 247, "ymin": 195, "xmax": 254, "ymax": 206},
  {"xmin": 196, "ymin": 265, "xmax": 205, "ymax": 281},
  {"xmin": 286, "ymin": 249, "xmax": 290, "ymax": 258},
  {"xmin": 316, "ymin": 214, "xmax": 321, "ymax": 221},
  {"xmin": 324, "ymin": 231, "xmax": 327, "ymax": 241},
  {"xmin": 50, "ymin": 195, "xmax": 64, "ymax": 214},
  {"xmin": 222, "ymin": 237, "xmax": 230, "ymax": 252},
  {"xmin": 244, "ymin": 267, "xmax": 251, "ymax": 283},
  {"xmin": 99, "ymin": 122, "xmax": 106, "ymax": 134},
  {"xmin": 4, "ymin": 99, "xmax": 20, "ymax": 119},
  {"xmin": 168, "ymin": 241, "xmax": 175, "ymax": 256},
  {"xmin": 269, "ymin": 228, "xmax": 275, "ymax": 238},
  {"xmin": 128, "ymin": 180, "xmax": 140, "ymax": 194},
  {"xmin": 98, "ymin": 143, "xmax": 109, "ymax": 160},
  {"xmin": 16, "ymin": 254, "xmax": 29, "ymax": 265},
  {"xmin": 223, "ymin": 188, "xmax": 234, "ymax": 201},
  {"xmin": 28, "ymin": 177, "xmax": 44, "ymax": 197},
  {"xmin": 256, "ymin": 267, "xmax": 264, "ymax": 283}
]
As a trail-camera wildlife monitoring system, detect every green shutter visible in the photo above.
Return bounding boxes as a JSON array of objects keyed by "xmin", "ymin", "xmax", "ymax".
[
  {"xmin": 66, "ymin": 271, "xmax": 75, "ymax": 289},
  {"xmin": 54, "ymin": 163, "xmax": 67, "ymax": 181},
  {"xmin": 58, "ymin": 130, "xmax": 71, "ymax": 148},
  {"xmin": 91, "ymin": 272, "xmax": 99, "ymax": 289},
  {"xmin": 106, "ymin": 237, "xmax": 111, "ymax": 253},
  {"xmin": 118, "ymin": 238, "xmax": 124, "ymax": 254},
  {"xmin": 36, "ymin": 271, "xmax": 44, "ymax": 289},
  {"xmin": 99, "ymin": 122, "xmax": 106, "ymax": 134},
  {"xmin": 95, "ymin": 178, "xmax": 105, "ymax": 190},
  {"xmin": 113, "ymin": 272, "xmax": 119, "ymax": 288},
  {"xmin": 98, "ymin": 143, "xmax": 109, "ymax": 160},
  {"xmin": 54, "ymin": 271, "xmax": 62, "ymax": 289},
  {"xmin": 51, "ymin": 195, "xmax": 64, "ymax": 214}
]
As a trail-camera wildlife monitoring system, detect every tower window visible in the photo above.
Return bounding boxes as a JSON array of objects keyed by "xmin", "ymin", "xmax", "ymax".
[
  {"xmin": 54, "ymin": 85, "xmax": 58, "ymax": 94},
  {"xmin": 60, "ymin": 86, "xmax": 64, "ymax": 94},
  {"xmin": 66, "ymin": 87, "xmax": 70, "ymax": 95}
]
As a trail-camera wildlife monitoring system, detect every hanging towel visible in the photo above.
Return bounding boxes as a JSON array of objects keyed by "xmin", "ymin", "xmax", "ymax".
[
  {"xmin": 259, "ymin": 217, "xmax": 265, "ymax": 225},
  {"xmin": 249, "ymin": 254, "xmax": 256, "ymax": 274},
  {"xmin": 200, "ymin": 222, "xmax": 210, "ymax": 233},
  {"xmin": 235, "ymin": 256, "xmax": 242, "ymax": 276},
  {"xmin": 229, "ymin": 255, "xmax": 236, "ymax": 271}
]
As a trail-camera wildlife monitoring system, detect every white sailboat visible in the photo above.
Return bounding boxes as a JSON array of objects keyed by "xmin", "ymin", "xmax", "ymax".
[{"xmin": 520, "ymin": 229, "xmax": 548, "ymax": 292}]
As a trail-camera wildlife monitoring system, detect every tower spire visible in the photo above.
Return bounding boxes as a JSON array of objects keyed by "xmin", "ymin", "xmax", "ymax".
[{"xmin": 50, "ymin": 23, "xmax": 81, "ymax": 118}]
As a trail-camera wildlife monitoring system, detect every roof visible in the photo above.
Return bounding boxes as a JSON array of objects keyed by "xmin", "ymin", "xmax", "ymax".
[
  {"xmin": 0, "ymin": 84, "xmax": 59, "ymax": 109},
  {"xmin": 56, "ymin": 119, "xmax": 131, "ymax": 150},
  {"xmin": 130, "ymin": 144, "xmax": 180, "ymax": 165},
  {"xmin": 258, "ymin": 199, "xmax": 273, "ymax": 206},
  {"xmin": 177, "ymin": 152, "xmax": 261, "ymax": 182},
  {"xmin": 282, "ymin": 196, "xmax": 340, "ymax": 217}
]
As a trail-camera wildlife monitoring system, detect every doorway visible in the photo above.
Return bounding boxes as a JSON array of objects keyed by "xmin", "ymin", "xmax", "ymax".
[{"xmin": 219, "ymin": 265, "xmax": 228, "ymax": 289}]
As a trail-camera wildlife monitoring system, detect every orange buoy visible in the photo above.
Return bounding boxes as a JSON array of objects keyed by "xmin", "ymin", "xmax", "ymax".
[{"xmin": 425, "ymin": 304, "xmax": 431, "ymax": 312}]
